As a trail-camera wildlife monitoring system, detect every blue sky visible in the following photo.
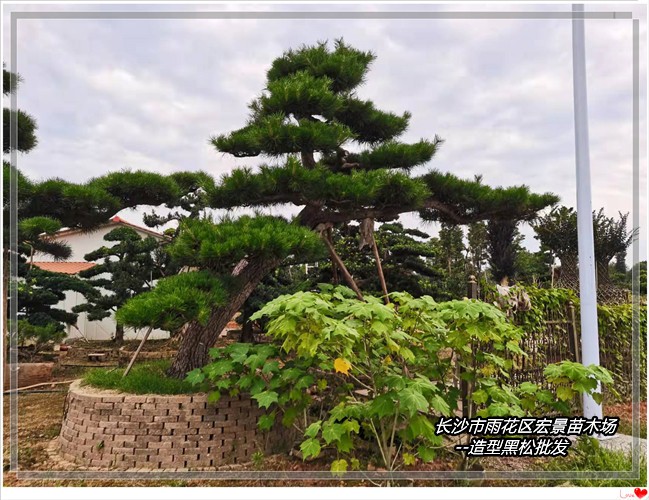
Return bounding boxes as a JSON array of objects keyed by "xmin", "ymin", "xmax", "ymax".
[{"xmin": 3, "ymin": 2, "xmax": 647, "ymax": 262}]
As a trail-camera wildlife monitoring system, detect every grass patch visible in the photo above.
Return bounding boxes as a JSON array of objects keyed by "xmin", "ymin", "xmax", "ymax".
[
  {"xmin": 82, "ymin": 360, "xmax": 201, "ymax": 395},
  {"xmin": 542, "ymin": 436, "xmax": 646, "ymax": 487}
]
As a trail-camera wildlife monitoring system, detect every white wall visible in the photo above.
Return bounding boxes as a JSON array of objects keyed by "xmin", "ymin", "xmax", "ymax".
[
  {"xmin": 34, "ymin": 224, "xmax": 160, "ymax": 262},
  {"xmin": 35, "ymin": 223, "xmax": 170, "ymax": 341}
]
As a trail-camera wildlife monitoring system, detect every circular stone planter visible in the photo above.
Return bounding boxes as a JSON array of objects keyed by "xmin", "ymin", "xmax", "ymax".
[{"xmin": 58, "ymin": 380, "xmax": 292, "ymax": 470}]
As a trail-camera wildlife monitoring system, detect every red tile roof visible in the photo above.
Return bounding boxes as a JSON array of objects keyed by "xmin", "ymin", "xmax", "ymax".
[{"xmin": 32, "ymin": 262, "xmax": 96, "ymax": 275}]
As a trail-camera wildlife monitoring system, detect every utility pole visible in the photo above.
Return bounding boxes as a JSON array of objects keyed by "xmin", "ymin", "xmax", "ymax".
[{"xmin": 571, "ymin": 3, "xmax": 602, "ymax": 419}]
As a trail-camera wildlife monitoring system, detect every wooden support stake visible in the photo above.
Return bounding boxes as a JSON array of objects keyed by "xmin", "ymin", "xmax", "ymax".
[
  {"xmin": 320, "ymin": 231, "xmax": 364, "ymax": 301},
  {"xmin": 123, "ymin": 326, "xmax": 154, "ymax": 378},
  {"xmin": 371, "ymin": 238, "xmax": 389, "ymax": 304}
]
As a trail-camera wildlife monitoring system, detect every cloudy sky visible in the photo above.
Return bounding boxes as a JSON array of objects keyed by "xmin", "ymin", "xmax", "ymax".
[{"xmin": 3, "ymin": 2, "xmax": 647, "ymax": 261}]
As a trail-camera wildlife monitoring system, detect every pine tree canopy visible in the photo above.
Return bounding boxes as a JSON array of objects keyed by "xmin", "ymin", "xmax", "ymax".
[
  {"xmin": 72, "ymin": 227, "xmax": 162, "ymax": 322},
  {"xmin": 168, "ymin": 215, "xmax": 323, "ymax": 272},
  {"xmin": 3, "ymin": 69, "xmax": 38, "ymax": 154},
  {"xmin": 4, "ymin": 165, "xmax": 196, "ymax": 233},
  {"xmin": 206, "ymin": 40, "xmax": 557, "ymax": 226},
  {"xmin": 113, "ymin": 39, "xmax": 561, "ymax": 376},
  {"xmin": 115, "ymin": 216, "xmax": 323, "ymax": 332},
  {"xmin": 115, "ymin": 270, "xmax": 229, "ymax": 331}
]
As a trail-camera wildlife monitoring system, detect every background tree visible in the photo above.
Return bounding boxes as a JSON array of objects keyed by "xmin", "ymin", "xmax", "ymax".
[
  {"xmin": 316, "ymin": 222, "xmax": 442, "ymax": 298},
  {"xmin": 72, "ymin": 227, "xmax": 174, "ymax": 343},
  {"xmin": 515, "ymin": 248, "xmax": 553, "ymax": 287},
  {"xmin": 487, "ymin": 219, "xmax": 522, "ymax": 285},
  {"xmin": 117, "ymin": 40, "xmax": 558, "ymax": 377},
  {"xmin": 533, "ymin": 206, "xmax": 637, "ymax": 301},
  {"xmin": 592, "ymin": 209, "xmax": 636, "ymax": 287},
  {"xmin": 436, "ymin": 222, "xmax": 466, "ymax": 297},
  {"xmin": 3, "ymin": 67, "xmax": 37, "ymax": 154},
  {"xmin": 466, "ymin": 221, "xmax": 488, "ymax": 277},
  {"xmin": 629, "ymin": 261, "xmax": 647, "ymax": 296}
]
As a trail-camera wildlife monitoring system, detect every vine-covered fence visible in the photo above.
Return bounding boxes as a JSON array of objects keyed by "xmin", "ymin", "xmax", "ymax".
[{"xmin": 467, "ymin": 281, "xmax": 646, "ymax": 402}]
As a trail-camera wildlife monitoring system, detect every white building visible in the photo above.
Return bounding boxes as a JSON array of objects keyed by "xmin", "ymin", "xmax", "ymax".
[{"xmin": 32, "ymin": 216, "xmax": 170, "ymax": 341}]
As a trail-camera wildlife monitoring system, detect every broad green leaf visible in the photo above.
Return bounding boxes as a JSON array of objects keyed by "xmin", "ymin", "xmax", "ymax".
[
  {"xmin": 342, "ymin": 419, "xmax": 360, "ymax": 434},
  {"xmin": 252, "ymin": 390, "xmax": 279, "ymax": 409},
  {"xmin": 518, "ymin": 382, "xmax": 538, "ymax": 395},
  {"xmin": 262, "ymin": 360, "xmax": 280, "ymax": 374},
  {"xmin": 369, "ymin": 394, "xmax": 396, "ymax": 418},
  {"xmin": 207, "ymin": 391, "xmax": 221, "ymax": 404},
  {"xmin": 225, "ymin": 343, "xmax": 251, "ymax": 363},
  {"xmin": 336, "ymin": 432, "xmax": 353, "ymax": 453},
  {"xmin": 185, "ymin": 369, "xmax": 205, "ymax": 385},
  {"xmin": 330, "ymin": 459, "xmax": 348, "ymax": 475},
  {"xmin": 249, "ymin": 378, "xmax": 267, "ymax": 396},
  {"xmin": 398, "ymin": 388, "xmax": 429, "ymax": 416},
  {"xmin": 322, "ymin": 422, "xmax": 345, "ymax": 444},
  {"xmin": 402, "ymin": 453, "xmax": 416, "ymax": 466},
  {"xmin": 282, "ymin": 406, "xmax": 300, "ymax": 426},
  {"xmin": 407, "ymin": 414, "xmax": 436, "ymax": 441},
  {"xmin": 430, "ymin": 395, "xmax": 452, "ymax": 416},
  {"xmin": 300, "ymin": 438, "xmax": 321, "ymax": 460},
  {"xmin": 471, "ymin": 389, "xmax": 489, "ymax": 405},
  {"xmin": 556, "ymin": 386, "xmax": 574, "ymax": 401},
  {"xmin": 206, "ymin": 360, "xmax": 234, "ymax": 378},
  {"xmin": 417, "ymin": 445, "xmax": 437, "ymax": 462},
  {"xmin": 257, "ymin": 413, "xmax": 275, "ymax": 431},
  {"xmin": 304, "ymin": 421, "xmax": 322, "ymax": 438}
]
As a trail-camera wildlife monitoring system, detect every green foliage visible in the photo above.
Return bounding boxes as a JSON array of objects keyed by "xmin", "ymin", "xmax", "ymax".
[
  {"xmin": 189, "ymin": 286, "xmax": 610, "ymax": 472},
  {"xmin": 533, "ymin": 206, "xmax": 638, "ymax": 276},
  {"xmin": 541, "ymin": 436, "xmax": 647, "ymax": 487},
  {"xmin": 14, "ymin": 267, "xmax": 95, "ymax": 352},
  {"xmin": 170, "ymin": 215, "xmax": 324, "ymax": 269},
  {"xmin": 210, "ymin": 157, "xmax": 431, "ymax": 210},
  {"xmin": 125, "ymin": 39, "xmax": 557, "ymax": 378},
  {"xmin": 83, "ymin": 360, "xmax": 202, "ymax": 395},
  {"xmin": 118, "ymin": 214, "xmax": 323, "ymax": 334},
  {"xmin": 491, "ymin": 284, "xmax": 646, "ymax": 401},
  {"xmin": 487, "ymin": 219, "xmax": 521, "ymax": 284},
  {"xmin": 3, "ymin": 68, "xmax": 37, "ymax": 153},
  {"xmin": 418, "ymin": 171, "xmax": 558, "ymax": 224},
  {"xmin": 434, "ymin": 223, "xmax": 467, "ymax": 298},
  {"xmin": 72, "ymin": 227, "xmax": 171, "ymax": 341},
  {"xmin": 15, "ymin": 320, "xmax": 65, "ymax": 352},
  {"xmin": 315, "ymin": 222, "xmax": 442, "ymax": 298},
  {"xmin": 116, "ymin": 271, "xmax": 228, "ymax": 331},
  {"xmin": 466, "ymin": 221, "xmax": 488, "ymax": 276}
]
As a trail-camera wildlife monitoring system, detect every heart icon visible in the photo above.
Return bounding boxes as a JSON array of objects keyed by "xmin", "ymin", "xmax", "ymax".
[{"xmin": 635, "ymin": 488, "xmax": 648, "ymax": 499}]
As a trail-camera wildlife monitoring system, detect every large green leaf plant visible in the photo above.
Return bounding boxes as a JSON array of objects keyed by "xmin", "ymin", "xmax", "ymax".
[{"xmin": 187, "ymin": 285, "xmax": 612, "ymax": 473}]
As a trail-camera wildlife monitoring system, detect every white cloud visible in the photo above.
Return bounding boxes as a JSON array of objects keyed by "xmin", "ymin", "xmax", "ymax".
[{"xmin": 3, "ymin": 2, "xmax": 646, "ymax": 262}]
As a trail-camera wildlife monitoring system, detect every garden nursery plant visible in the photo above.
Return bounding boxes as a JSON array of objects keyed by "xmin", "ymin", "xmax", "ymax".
[{"xmin": 186, "ymin": 285, "xmax": 613, "ymax": 473}]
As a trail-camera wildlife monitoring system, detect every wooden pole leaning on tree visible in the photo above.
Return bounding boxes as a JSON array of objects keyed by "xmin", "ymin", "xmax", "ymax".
[
  {"xmin": 123, "ymin": 326, "xmax": 154, "ymax": 378},
  {"xmin": 317, "ymin": 223, "xmax": 364, "ymax": 301},
  {"xmin": 359, "ymin": 218, "xmax": 389, "ymax": 304}
]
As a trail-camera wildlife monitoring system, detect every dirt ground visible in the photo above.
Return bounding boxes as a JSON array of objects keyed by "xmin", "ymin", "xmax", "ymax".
[{"xmin": 2, "ymin": 377, "xmax": 644, "ymax": 488}]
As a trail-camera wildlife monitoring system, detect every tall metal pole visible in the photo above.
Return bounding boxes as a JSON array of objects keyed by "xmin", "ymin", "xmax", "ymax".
[{"xmin": 571, "ymin": 3, "xmax": 602, "ymax": 419}]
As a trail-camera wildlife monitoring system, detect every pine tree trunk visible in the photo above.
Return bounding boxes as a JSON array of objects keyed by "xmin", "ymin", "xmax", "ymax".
[
  {"xmin": 240, "ymin": 304, "xmax": 255, "ymax": 343},
  {"xmin": 166, "ymin": 255, "xmax": 282, "ymax": 378},
  {"xmin": 240, "ymin": 320, "xmax": 255, "ymax": 343},
  {"xmin": 114, "ymin": 322, "xmax": 124, "ymax": 344}
]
